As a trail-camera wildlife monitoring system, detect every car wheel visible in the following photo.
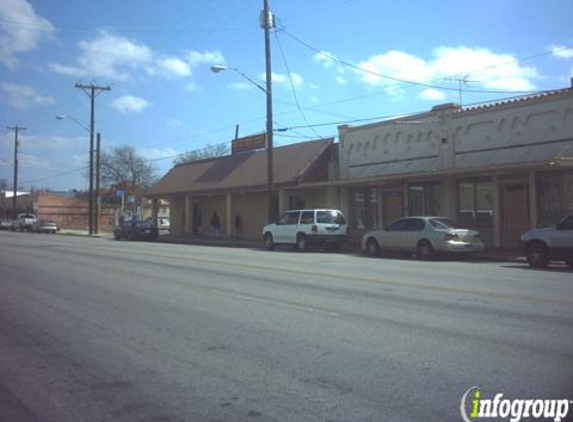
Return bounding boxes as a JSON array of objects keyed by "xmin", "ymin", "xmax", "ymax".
[
  {"xmin": 366, "ymin": 238, "xmax": 380, "ymax": 256},
  {"xmin": 263, "ymin": 233, "xmax": 274, "ymax": 250},
  {"xmin": 417, "ymin": 240, "xmax": 434, "ymax": 259},
  {"xmin": 114, "ymin": 232, "xmax": 121, "ymax": 241},
  {"xmin": 526, "ymin": 242, "xmax": 549, "ymax": 268},
  {"xmin": 296, "ymin": 233, "xmax": 306, "ymax": 251}
]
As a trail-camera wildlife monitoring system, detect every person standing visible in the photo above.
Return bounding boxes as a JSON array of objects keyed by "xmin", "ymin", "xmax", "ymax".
[{"xmin": 210, "ymin": 211, "xmax": 221, "ymax": 237}]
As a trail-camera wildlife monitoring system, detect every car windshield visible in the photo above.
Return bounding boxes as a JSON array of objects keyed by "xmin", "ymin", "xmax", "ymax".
[
  {"xmin": 316, "ymin": 210, "xmax": 345, "ymax": 225},
  {"xmin": 429, "ymin": 218, "xmax": 458, "ymax": 230}
]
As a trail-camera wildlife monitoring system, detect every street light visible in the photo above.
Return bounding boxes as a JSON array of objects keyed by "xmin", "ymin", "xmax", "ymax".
[{"xmin": 55, "ymin": 114, "xmax": 102, "ymax": 235}]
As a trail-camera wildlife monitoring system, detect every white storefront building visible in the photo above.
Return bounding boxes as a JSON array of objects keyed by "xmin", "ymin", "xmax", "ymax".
[{"xmin": 331, "ymin": 88, "xmax": 573, "ymax": 248}]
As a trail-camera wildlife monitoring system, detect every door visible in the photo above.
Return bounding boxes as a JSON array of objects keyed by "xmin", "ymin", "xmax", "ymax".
[
  {"xmin": 379, "ymin": 218, "xmax": 408, "ymax": 251},
  {"xmin": 500, "ymin": 184, "xmax": 529, "ymax": 249},
  {"xmin": 381, "ymin": 191, "xmax": 403, "ymax": 227},
  {"xmin": 275, "ymin": 211, "xmax": 300, "ymax": 243}
]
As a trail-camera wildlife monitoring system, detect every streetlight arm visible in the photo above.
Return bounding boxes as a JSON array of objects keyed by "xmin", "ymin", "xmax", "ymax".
[
  {"xmin": 210, "ymin": 65, "xmax": 268, "ymax": 94},
  {"xmin": 55, "ymin": 115, "xmax": 90, "ymax": 132}
]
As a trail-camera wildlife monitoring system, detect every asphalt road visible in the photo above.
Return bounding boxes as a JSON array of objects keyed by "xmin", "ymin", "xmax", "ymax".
[{"xmin": 1, "ymin": 231, "xmax": 572, "ymax": 422}]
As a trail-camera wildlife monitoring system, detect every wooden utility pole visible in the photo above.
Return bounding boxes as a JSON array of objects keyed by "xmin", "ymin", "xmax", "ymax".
[
  {"xmin": 6, "ymin": 125, "xmax": 26, "ymax": 217},
  {"xmin": 75, "ymin": 83, "xmax": 111, "ymax": 234}
]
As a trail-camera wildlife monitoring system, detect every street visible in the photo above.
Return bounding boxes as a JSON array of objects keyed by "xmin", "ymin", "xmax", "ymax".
[{"xmin": 1, "ymin": 232, "xmax": 572, "ymax": 422}]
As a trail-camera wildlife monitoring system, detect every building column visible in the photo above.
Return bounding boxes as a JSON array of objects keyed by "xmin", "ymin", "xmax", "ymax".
[
  {"xmin": 339, "ymin": 186, "xmax": 350, "ymax": 219},
  {"xmin": 184, "ymin": 196, "xmax": 191, "ymax": 234},
  {"xmin": 441, "ymin": 178, "xmax": 457, "ymax": 219},
  {"xmin": 492, "ymin": 175, "xmax": 501, "ymax": 248},
  {"xmin": 528, "ymin": 170, "xmax": 537, "ymax": 228},
  {"xmin": 226, "ymin": 193, "xmax": 234, "ymax": 238},
  {"xmin": 151, "ymin": 198, "xmax": 159, "ymax": 228},
  {"xmin": 278, "ymin": 188, "xmax": 287, "ymax": 216}
]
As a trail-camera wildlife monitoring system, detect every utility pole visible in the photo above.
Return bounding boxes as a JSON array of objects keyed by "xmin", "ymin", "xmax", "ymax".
[
  {"xmin": 75, "ymin": 82, "xmax": 111, "ymax": 235},
  {"xmin": 95, "ymin": 132, "xmax": 101, "ymax": 235},
  {"xmin": 6, "ymin": 125, "xmax": 26, "ymax": 217},
  {"xmin": 261, "ymin": 0, "xmax": 275, "ymax": 223}
]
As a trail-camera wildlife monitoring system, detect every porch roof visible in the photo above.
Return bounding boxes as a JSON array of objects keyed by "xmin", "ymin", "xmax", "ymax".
[{"xmin": 146, "ymin": 138, "xmax": 333, "ymax": 197}]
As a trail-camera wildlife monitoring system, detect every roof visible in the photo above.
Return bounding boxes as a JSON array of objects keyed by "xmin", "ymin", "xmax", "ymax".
[{"xmin": 146, "ymin": 138, "xmax": 333, "ymax": 197}]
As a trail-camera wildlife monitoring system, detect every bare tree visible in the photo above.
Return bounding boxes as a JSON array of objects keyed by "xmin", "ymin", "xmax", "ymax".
[
  {"xmin": 100, "ymin": 145, "xmax": 157, "ymax": 201},
  {"xmin": 0, "ymin": 178, "xmax": 8, "ymax": 191},
  {"xmin": 174, "ymin": 143, "xmax": 230, "ymax": 165}
]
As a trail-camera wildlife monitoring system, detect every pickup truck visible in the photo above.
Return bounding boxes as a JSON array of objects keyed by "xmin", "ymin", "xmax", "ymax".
[{"xmin": 11, "ymin": 213, "xmax": 38, "ymax": 232}]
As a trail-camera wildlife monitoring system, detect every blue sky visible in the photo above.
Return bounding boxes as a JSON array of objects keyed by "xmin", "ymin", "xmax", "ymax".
[{"xmin": 1, "ymin": 0, "xmax": 572, "ymax": 191}]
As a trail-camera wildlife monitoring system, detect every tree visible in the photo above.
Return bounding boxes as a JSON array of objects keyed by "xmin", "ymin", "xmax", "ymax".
[
  {"xmin": 0, "ymin": 178, "xmax": 7, "ymax": 191},
  {"xmin": 100, "ymin": 145, "xmax": 157, "ymax": 202},
  {"xmin": 174, "ymin": 143, "xmax": 229, "ymax": 165}
]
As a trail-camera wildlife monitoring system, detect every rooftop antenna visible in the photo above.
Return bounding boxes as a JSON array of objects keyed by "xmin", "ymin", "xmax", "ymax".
[{"xmin": 444, "ymin": 74, "xmax": 479, "ymax": 106}]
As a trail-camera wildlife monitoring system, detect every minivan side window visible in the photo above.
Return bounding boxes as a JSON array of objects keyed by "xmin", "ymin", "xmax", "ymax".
[
  {"xmin": 280, "ymin": 211, "xmax": 300, "ymax": 225},
  {"xmin": 300, "ymin": 211, "xmax": 314, "ymax": 224}
]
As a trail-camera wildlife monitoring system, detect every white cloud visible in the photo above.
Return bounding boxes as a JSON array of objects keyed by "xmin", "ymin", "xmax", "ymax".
[
  {"xmin": 548, "ymin": 44, "xmax": 573, "ymax": 59},
  {"xmin": 228, "ymin": 82, "xmax": 253, "ymax": 91},
  {"xmin": 354, "ymin": 46, "xmax": 537, "ymax": 95},
  {"xmin": 50, "ymin": 30, "xmax": 225, "ymax": 84},
  {"xmin": 167, "ymin": 119, "xmax": 182, "ymax": 128},
  {"xmin": 158, "ymin": 57, "xmax": 191, "ymax": 78},
  {"xmin": 185, "ymin": 50, "xmax": 225, "ymax": 67},
  {"xmin": 262, "ymin": 72, "xmax": 304, "ymax": 88},
  {"xmin": 139, "ymin": 147, "xmax": 181, "ymax": 161},
  {"xmin": 110, "ymin": 95, "xmax": 150, "ymax": 114},
  {"xmin": 335, "ymin": 75, "xmax": 347, "ymax": 85},
  {"xmin": 0, "ymin": 0, "xmax": 55, "ymax": 68},
  {"xmin": 418, "ymin": 88, "xmax": 446, "ymax": 101},
  {"xmin": 184, "ymin": 81, "xmax": 198, "ymax": 92},
  {"xmin": 19, "ymin": 153, "xmax": 49, "ymax": 168},
  {"xmin": 314, "ymin": 50, "xmax": 337, "ymax": 69},
  {"xmin": 0, "ymin": 82, "xmax": 54, "ymax": 109}
]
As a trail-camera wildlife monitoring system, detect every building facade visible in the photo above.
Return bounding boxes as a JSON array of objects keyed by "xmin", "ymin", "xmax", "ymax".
[{"xmin": 330, "ymin": 88, "xmax": 573, "ymax": 248}]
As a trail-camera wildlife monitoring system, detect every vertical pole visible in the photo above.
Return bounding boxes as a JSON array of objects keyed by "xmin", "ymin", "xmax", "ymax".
[
  {"xmin": 263, "ymin": 0, "xmax": 274, "ymax": 223},
  {"xmin": 12, "ymin": 127, "xmax": 19, "ymax": 217},
  {"xmin": 95, "ymin": 132, "xmax": 101, "ymax": 234},
  {"xmin": 88, "ymin": 87, "xmax": 95, "ymax": 235}
]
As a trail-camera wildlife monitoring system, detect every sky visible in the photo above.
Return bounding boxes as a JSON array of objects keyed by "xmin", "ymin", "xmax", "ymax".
[{"xmin": 1, "ymin": 0, "xmax": 572, "ymax": 192}]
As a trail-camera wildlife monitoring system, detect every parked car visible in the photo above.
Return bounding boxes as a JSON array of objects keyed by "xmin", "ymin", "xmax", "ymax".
[
  {"xmin": 0, "ymin": 219, "xmax": 12, "ymax": 230},
  {"xmin": 362, "ymin": 216, "xmax": 486, "ymax": 258},
  {"xmin": 30, "ymin": 219, "xmax": 58, "ymax": 234},
  {"xmin": 520, "ymin": 213, "xmax": 573, "ymax": 268},
  {"xmin": 11, "ymin": 213, "xmax": 37, "ymax": 231},
  {"xmin": 114, "ymin": 220, "xmax": 159, "ymax": 241},
  {"xmin": 262, "ymin": 209, "xmax": 348, "ymax": 251}
]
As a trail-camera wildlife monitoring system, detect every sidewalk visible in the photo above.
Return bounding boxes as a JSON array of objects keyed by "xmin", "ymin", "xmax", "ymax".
[
  {"xmin": 53, "ymin": 229, "xmax": 524, "ymax": 263},
  {"xmin": 157, "ymin": 234, "xmax": 524, "ymax": 263}
]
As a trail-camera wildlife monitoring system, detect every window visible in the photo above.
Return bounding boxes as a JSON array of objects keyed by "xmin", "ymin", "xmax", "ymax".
[
  {"xmin": 458, "ymin": 180, "xmax": 493, "ymax": 227},
  {"xmin": 300, "ymin": 211, "xmax": 314, "ymax": 224},
  {"xmin": 317, "ymin": 210, "xmax": 346, "ymax": 225},
  {"xmin": 351, "ymin": 187, "xmax": 379, "ymax": 229},
  {"xmin": 537, "ymin": 171, "xmax": 573, "ymax": 227},
  {"xmin": 408, "ymin": 183, "xmax": 440, "ymax": 216},
  {"xmin": 429, "ymin": 218, "xmax": 456, "ymax": 230},
  {"xmin": 280, "ymin": 211, "xmax": 300, "ymax": 225},
  {"xmin": 561, "ymin": 215, "xmax": 573, "ymax": 230},
  {"xmin": 387, "ymin": 219, "xmax": 408, "ymax": 231},
  {"xmin": 405, "ymin": 218, "xmax": 425, "ymax": 231}
]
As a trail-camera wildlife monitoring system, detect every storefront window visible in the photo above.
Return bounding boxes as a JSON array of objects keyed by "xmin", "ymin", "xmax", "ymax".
[
  {"xmin": 537, "ymin": 171, "xmax": 573, "ymax": 227},
  {"xmin": 458, "ymin": 180, "xmax": 493, "ymax": 227},
  {"xmin": 351, "ymin": 187, "xmax": 379, "ymax": 229},
  {"xmin": 408, "ymin": 183, "xmax": 440, "ymax": 216}
]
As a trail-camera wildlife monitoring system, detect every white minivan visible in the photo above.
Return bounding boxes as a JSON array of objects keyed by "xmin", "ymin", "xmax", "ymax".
[{"xmin": 262, "ymin": 209, "xmax": 348, "ymax": 251}]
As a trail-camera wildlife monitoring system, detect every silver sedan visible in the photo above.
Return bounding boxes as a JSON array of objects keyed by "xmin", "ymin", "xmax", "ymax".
[{"xmin": 362, "ymin": 216, "xmax": 485, "ymax": 258}]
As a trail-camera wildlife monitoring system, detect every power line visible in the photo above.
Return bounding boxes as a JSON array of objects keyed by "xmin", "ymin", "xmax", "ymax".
[
  {"xmin": 274, "ymin": 30, "xmax": 324, "ymax": 139},
  {"xmin": 280, "ymin": 29, "xmax": 545, "ymax": 96}
]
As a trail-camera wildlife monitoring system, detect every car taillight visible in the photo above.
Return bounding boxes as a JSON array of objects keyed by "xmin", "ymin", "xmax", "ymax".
[
  {"xmin": 312, "ymin": 225, "xmax": 318, "ymax": 233},
  {"xmin": 444, "ymin": 233, "xmax": 459, "ymax": 241}
]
